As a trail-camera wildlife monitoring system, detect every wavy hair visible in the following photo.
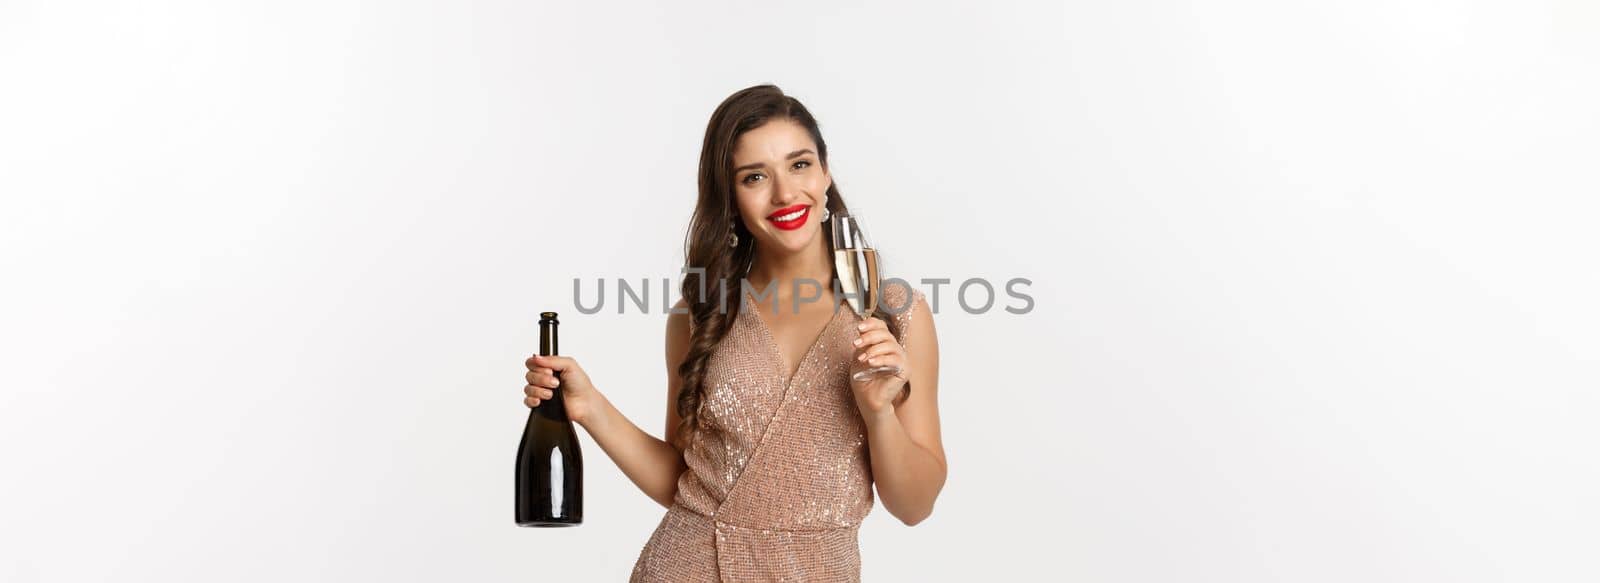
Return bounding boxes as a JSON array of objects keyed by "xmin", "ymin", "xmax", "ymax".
[{"xmin": 674, "ymin": 85, "xmax": 905, "ymax": 446}]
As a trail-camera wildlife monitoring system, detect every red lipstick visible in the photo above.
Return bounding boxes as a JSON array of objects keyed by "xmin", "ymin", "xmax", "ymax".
[{"xmin": 766, "ymin": 204, "xmax": 810, "ymax": 231}]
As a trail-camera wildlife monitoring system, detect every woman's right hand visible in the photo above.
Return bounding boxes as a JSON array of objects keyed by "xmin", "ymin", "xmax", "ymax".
[{"xmin": 523, "ymin": 354, "xmax": 601, "ymax": 425}]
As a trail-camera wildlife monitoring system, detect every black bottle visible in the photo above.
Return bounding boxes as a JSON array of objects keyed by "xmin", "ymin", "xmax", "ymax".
[{"xmin": 515, "ymin": 311, "xmax": 583, "ymax": 526}]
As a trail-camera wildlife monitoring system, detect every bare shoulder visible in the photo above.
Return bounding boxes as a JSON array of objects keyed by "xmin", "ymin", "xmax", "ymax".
[
  {"xmin": 884, "ymin": 284, "xmax": 936, "ymax": 352},
  {"xmin": 664, "ymin": 297, "xmax": 692, "ymax": 446},
  {"xmin": 665, "ymin": 298, "xmax": 691, "ymax": 365},
  {"xmin": 905, "ymin": 292, "xmax": 938, "ymax": 360}
]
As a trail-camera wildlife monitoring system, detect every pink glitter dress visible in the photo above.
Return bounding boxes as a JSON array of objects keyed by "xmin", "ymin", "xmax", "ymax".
[{"xmin": 629, "ymin": 285, "xmax": 923, "ymax": 582}]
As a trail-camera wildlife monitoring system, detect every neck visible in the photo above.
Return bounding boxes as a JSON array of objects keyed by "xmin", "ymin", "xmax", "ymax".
[{"xmin": 747, "ymin": 235, "xmax": 833, "ymax": 302}]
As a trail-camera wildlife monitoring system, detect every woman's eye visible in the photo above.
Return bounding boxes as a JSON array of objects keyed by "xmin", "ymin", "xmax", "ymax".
[
  {"xmin": 792, "ymin": 160, "xmax": 811, "ymax": 170},
  {"xmin": 742, "ymin": 173, "xmax": 764, "ymax": 184}
]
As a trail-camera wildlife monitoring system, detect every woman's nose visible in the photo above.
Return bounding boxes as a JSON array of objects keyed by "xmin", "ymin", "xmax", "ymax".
[{"xmin": 770, "ymin": 172, "xmax": 801, "ymax": 205}]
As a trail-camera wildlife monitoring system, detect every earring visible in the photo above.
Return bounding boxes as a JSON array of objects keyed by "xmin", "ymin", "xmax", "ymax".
[
  {"xmin": 728, "ymin": 229, "xmax": 739, "ymax": 248},
  {"xmin": 820, "ymin": 205, "xmax": 831, "ymax": 222}
]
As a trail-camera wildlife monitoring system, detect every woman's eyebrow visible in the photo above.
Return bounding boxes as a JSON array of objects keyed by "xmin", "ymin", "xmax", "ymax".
[{"xmin": 733, "ymin": 149, "xmax": 815, "ymax": 173}]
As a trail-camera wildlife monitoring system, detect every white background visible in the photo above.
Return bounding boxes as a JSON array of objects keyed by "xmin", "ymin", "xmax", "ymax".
[{"xmin": 3, "ymin": 1, "xmax": 1597, "ymax": 581}]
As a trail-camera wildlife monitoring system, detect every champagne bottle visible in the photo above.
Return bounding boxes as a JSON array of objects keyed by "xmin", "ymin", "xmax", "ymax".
[{"xmin": 515, "ymin": 311, "xmax": 583, "ymax": 527}]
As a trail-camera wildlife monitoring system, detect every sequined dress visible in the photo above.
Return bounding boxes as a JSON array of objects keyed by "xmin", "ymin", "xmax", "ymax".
[{"xmin": 629, "ymin": 285, "xmax": 923, "ymax": 582}]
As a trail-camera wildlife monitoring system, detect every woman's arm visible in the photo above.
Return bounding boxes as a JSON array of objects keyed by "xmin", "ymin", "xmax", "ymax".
[
  {"xmin": 539, "ymin": 307, "xmax": 691, "ymax": 508},
  {"xmin": 861, "ymin": 296, "xmax": 947, "ymax": 525}
]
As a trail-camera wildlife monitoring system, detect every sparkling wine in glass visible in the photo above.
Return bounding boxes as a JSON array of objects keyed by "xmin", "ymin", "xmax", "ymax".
[{"xmin": 831, "ymin": 214, "xmax": 901, "ymax": 382}]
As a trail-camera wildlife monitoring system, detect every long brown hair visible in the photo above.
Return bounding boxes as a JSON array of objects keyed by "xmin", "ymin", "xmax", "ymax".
[{"xmin": 675, "ymin": 84, "xmax": 904, "ymax": 445}]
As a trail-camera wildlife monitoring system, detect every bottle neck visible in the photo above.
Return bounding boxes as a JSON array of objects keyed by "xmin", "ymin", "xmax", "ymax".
[
  {"xmin": 539, "ymin": 323, "xmax": 558, "ymax": 356},
  {"xmin": 535, "ymin": 383, "xmax": 570, "ymax": 421},
  {"xmin": 534, "ymin": 319, "xmax": 568, "ymax": 421}
]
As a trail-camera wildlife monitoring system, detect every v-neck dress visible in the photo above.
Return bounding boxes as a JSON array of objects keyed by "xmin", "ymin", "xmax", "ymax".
[{"xmin": 629, "ymin": 284, "xmax": 924, "ymax": 582}]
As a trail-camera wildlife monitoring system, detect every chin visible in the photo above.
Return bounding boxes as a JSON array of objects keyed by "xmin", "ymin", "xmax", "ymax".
[{"xmin": 765, "ymin": 226, "xmax": 819, "ymax": 254}]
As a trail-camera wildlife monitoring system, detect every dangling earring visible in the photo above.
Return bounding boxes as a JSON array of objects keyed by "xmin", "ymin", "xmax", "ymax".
[
  {"xmin": 820, "ymin": 205, "xmax": 831, "ymax": 222},
  {"xmin": 728, "ymin": 228, "xmax": 739, "ymax": 248}
]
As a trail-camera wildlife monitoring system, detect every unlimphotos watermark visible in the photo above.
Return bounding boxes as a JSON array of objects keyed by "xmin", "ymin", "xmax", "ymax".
[{"xmin": 572, "ymin": 269, "xmax": 1034, "ymax": 315}]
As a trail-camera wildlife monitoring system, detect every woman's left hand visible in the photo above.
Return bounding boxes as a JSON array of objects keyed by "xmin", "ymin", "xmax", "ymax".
[{"xmin": 850, "ymin": 316, "xmax": 910, "ymax": 419}]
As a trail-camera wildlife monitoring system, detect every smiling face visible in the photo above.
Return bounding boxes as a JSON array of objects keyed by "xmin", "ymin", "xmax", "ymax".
[{"xmin": 730, "ymin": 119, "xmax": 833, "ymax": 257}]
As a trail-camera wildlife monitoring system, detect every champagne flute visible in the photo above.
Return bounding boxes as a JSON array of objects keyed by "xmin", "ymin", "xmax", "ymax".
[{"xmin": 830, "ymin": 214, "xmax": 901, "ymax": 382}]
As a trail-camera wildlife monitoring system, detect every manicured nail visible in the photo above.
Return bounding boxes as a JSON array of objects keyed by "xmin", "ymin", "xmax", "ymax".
[
  {"xmin": 857, "ymin": 323, "xmax": 866, "ymax": 331},
  {"xmin": 852, "ymin": 338, "xmax": 861, "ymax": 346}
]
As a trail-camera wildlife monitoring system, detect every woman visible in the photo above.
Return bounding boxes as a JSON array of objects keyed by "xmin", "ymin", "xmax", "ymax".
[{"xmin": 522, "ymin": 84, "xmax": 947, "ymax": 581}]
